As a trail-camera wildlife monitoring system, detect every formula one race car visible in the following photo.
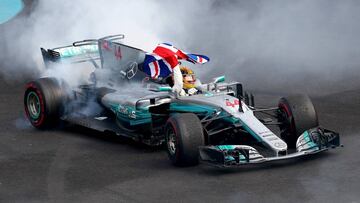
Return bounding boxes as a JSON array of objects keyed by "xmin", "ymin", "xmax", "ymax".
[{"xmin": 24, "ymin": 34, "xmax": 341, "ymax": 167}]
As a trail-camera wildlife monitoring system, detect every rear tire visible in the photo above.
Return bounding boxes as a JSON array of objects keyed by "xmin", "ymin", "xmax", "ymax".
[
  {"xmin": 24, "ymin": 77, "xmax": 69, "ymax": 129},
  {"xmin": 165, "ymin": 113, "xmax": 204, "ymax": 166},
  {"xmin": 278, "ymin": 95, "xmax": 319, "ymax": 148}
]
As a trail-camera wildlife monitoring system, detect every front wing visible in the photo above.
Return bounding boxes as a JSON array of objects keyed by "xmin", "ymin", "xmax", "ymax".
[{"xmin": 199, "ymin": 127, "xmax": 341, "ymax": 167}]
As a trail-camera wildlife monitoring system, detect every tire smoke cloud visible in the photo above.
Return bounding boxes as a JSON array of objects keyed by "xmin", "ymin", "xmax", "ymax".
[{"xmin": 0, "ymin": 0, "xmax": 359, "ymax": 95}]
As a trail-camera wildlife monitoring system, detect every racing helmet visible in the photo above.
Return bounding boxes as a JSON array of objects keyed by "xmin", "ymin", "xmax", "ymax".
[{"xmin": 180, "ymin": 66, "xmax": 196, "ymax": 89}]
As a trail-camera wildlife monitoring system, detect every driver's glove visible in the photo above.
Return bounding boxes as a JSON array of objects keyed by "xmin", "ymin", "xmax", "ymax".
[
  {"xmin": 188, "ymin": 88, "xmax": 198, "ymax": 95},
  {"xmin": 179, "ymin": 89, "xmax": 187, "ymax": 96}
]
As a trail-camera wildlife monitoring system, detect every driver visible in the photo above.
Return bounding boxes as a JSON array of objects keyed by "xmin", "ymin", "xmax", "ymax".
[
  {"xmin": 165, "ymin": 65, "xmax": 200, "ymax": 96},
  {"xmin": 142, "ymin": 43, "xmax": 209, "ymax": 96},
  {"xmin": 179, "ymin": 66, "xmax": 200, "ymax": 96}
]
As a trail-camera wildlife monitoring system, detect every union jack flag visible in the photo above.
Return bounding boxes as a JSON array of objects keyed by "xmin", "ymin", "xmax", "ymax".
[{"xmin": 142, "ymin": 43, "xmax": 209, "ymax": 79}]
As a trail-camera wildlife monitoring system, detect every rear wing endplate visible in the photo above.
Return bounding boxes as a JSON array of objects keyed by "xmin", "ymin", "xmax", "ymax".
[{"xmin": 41, "ymin": 34, "xmax": 126, "ymax": 68}]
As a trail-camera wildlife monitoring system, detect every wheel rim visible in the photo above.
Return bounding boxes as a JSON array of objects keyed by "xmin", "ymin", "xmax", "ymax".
[
  {"xmin": 27, "ymin": 91, "xmax": 41, "ymax": 119},
  {"xmin": 166, "ymin": 127, "xmax": 177, "ymax": 156},
  {"xmin": 279, "ymin": 104, "xmax": 293, "ymax": 133}
]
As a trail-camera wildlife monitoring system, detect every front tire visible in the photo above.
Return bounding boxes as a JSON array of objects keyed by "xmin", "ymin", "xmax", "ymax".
[
  {"xmin": 278, "ymin": 95, "xmax": 319, "ymax": 148},
  {"xmin": 165, "ymin": 113, "xmax": 205, "ymax": 166}
]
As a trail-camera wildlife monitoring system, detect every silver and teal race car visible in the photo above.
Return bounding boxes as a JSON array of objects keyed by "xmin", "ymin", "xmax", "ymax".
[{"xmin": 24, "ymin": 34, "xmax": 341, "ymax": 167}]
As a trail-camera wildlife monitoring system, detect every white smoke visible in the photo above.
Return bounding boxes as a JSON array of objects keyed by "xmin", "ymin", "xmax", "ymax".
[{"xmin": 1, "ymin": 0, "xmax": 360, "ymax": 95}]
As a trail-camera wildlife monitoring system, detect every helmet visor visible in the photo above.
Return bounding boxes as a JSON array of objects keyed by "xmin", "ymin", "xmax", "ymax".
[{"xmin": 184, "ymin": 74, "xmax": 196, "ymax": 84}]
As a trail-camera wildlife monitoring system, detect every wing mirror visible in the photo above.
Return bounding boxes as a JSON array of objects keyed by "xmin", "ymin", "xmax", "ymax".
[
  {"xmin": 213, "ymin": 75, "xmax": 225, "ymax": 84},
  {"xmin": 158, "ymin": 86, "xmax": 172, "ymax": 92}
]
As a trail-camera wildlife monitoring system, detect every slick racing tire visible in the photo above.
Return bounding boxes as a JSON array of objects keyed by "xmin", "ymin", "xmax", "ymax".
[
  {"xmin": 278, "ymin": 95, "xmax": 319, "ymax": 148},
  {"xmin": 24, "ymin": 77, "xmax": 69, "ymax": 129},
  {"xmin": 165, "ymin": 113, "xmax": 205, "ymax": 166}
]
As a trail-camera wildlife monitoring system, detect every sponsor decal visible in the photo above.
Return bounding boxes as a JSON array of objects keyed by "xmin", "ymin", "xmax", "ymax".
[
  {"xmin": 267, "ymin": 137, "xmax": 279, "ymax": 141},
  {"xmin": 259, "ymin": 130, "xmax": 272, "ymax": 135},
  {"xmin": 115, "ymin": 46, "xmax": 122, "ymax": 60},
  {"xmin": 102, "ymin": 41, "xmax": 112, "ymax": 51},
  {"xmin": 57, "ymin": 45, "xmax": 98, "ymax": 58},
  {"xmin": 117, "ymin": 105, "xmax": 137, "ymax": 119},
  {"xmin": 274, "ymin": 142, "xmax": 286, "ymax": 148},
  {"xmin": 226, "ymin": 99, "xmax": 240, "ymax": 108}
]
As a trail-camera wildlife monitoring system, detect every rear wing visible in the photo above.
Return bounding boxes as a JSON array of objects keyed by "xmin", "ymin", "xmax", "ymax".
[
  {"xmin": 41, "ymin": 41, "xmax": 99, "ymax": 68},
  {"xmin": 98, "ymin": 36, "xmax": 146, "ymax": 78},
  {"xmin": 41, "ymin": 34, "xmax": 129, "ymax": 69},
  {"xmin": 41, "ymin": 34, "xmax": 148, "ymax": 85}
]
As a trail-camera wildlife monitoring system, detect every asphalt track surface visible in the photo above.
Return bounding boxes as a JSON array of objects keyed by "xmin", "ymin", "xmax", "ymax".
[{"xmin": 1, "ymin": 2, "xmax": 360, "ymax": 203}]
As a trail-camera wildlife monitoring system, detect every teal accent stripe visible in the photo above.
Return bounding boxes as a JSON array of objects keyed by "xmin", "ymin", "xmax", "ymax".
[
  {"xmin": 169, "ymin": 103, "xmax": 215, "ymax": 114},
  {"xmin": 110, "ymin": 103, "xmax": 151, "ymax": 126},
  {"xmin": 217, "ymin": 145, "xmax": 237, "ymax": 150},
  {"xmin": 302, "ymin": 131, "xmax": 319, "ymax": 149},
  {"xmin": 241, "ymin": 122, "xmax": 262, "ymax": 142},
  {"xmin": 0, "ymin": 0, "xmax": 23, "ymax": 24},
  {"xmin": 55, "ymin": 45, "xmax": 99, "ymax": 58}
]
